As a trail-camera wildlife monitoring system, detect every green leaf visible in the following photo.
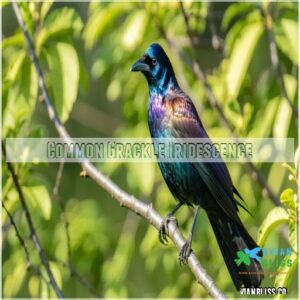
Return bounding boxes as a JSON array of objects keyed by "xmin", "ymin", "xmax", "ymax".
[
  {"xmin": 283, "ymin": 74, "xmax": 297, "ymax": 101},
  {"xmin": 23, "ymin": 185, "xmax": 52, "ymax": 220},
  {"xmin": 280, "ymin": 188, "xmax": 295, "ymax": 210},
  {"xmin": 224, "ymin": 100, "xmax": 243, "ymax": 129},
  {"xmin": 40, "ymin": 0, "xmax": 54, "ymax": 22},
  {"xmin": 3, "ymin": 262, "xmax": 27, "ymax": 297},
  {"xmin": 225, "ymin": 10, "xmax": 262, "ymax": 53},
  {"xmin": 222, "ymin": 2, "xmax": 255, "ymax": 29},
  {"xmin": 84, "ymin": 4, "xmax": 131, "ymax": 49},
  {"xmin": 288, "ymin": 221, "xmax": 297, "ymax": 253},
  {"xmin": 280, "ymin": 189, "xmax": 297, "ymax": 252},
  {"xmin": 295, "ymin": 147, "xmax": 299, "ymax": 172},
  {"xmin": 5, "ymin": 50, "xmax": 26, "ymax": 82},
  {"xmin": 1, "ymin": 0, "xmax": 10, "ymax": 8},
  {"xmin": 2, "ymin": 58, "xmax": 38, "ymax": 136},
  {"xmin": 282, "ymin": 163, "xmax": 297, "ymax": 178},
  {"xmin": 20, "ymin": 58, "xmax": 38, "ymax": 109},
  {"xmin": 274, "ymin": 17, "xmax": 298, "ymax": 64},
  {"xmin": 273, "ymin": 99, "xmax": 292, "ymax": 138},
  {"xmin": 248, "ymin": 96, "xmax": 279, "ymax": 137},
  {"xmin": 36, "ymin": 7, "xmax": 83, "ymax": 53},
  {"xmin": 274, "ymin": 251, "xmax": 297, "ymax": 299},
  {"xmin": 127, "ymin": 163, "xmax": 155, "ymax": 196},
  {"xmin": 226, "ymin": 21, "xmax": 263, "ymax": 100},
  {"xmin": 257, "ymin": 207, "xmax": 289, "ymax": 247},
  {"xmin": 46, "ymin": 42, "xmax": 79, "ymax": 123},
  {"xmin": 2, "ymin": 33, "xmax": 25, "ymax": 49},
  {"xmin": 121, "ymin": 10, "xmax": 148, "ymax": 50},
  {"xmin": 49, "ymin": 261, "xmax": 62, "ymax": 289},
  {"xmin": 28, "ymin": 276, "xmax": 40, "ymax": 298}
]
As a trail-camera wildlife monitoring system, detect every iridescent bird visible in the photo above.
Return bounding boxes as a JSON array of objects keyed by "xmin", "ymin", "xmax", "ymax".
[{"xmin": 131, "ymin": 43, "xmax": 263, "ymax": 289}]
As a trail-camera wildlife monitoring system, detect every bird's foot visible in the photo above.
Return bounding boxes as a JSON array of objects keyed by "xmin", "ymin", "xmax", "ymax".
[
  {"xmin": 179, "ymin": 237, "xmax": 192, "ymax": 265},
  {"xmin": 158, "ymin": 216, "xmax": 177, "ymax": 245}
]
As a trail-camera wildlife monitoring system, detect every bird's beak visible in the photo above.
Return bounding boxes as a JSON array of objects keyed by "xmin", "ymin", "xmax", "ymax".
[{"xmin": 130, "ymin": 58, "xmax": 150, "ymax": 72}]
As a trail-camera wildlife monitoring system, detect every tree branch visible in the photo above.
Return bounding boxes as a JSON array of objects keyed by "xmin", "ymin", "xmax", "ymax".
[
  {"xmin": 179, "ymin": 1, "xmax": 280, "ymax": 206},
  {"xmin": 11, "ymin": 1, "xmax": 226, "ymax": 298},
  {"xmin": 2, "ymin": 142, "xmax": 64, "ymax": 299}
]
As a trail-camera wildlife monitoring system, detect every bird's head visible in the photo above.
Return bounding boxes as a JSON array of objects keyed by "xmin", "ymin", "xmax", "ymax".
[{"xmin": 131, "ymin": 43, "xmax": 178, "ymax": 93}]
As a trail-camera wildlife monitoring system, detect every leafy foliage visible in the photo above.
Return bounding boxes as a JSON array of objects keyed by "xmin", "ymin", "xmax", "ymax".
[
  {"xmin": 258, "ymin": 154, "xmax": 298, "ymax": 298},
  {"xmin": 2, "ymin": 1, "xmax": 298, "ymax": 298}
]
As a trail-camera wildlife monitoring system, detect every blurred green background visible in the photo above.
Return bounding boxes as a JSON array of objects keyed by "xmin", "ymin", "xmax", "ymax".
[{"xmin": 2, "ymin": 1, "xmax": 298, "ymax": 298}]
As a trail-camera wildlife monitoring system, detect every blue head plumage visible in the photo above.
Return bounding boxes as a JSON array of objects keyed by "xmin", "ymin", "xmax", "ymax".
[{"xmin": 131, "ymin": 43, "xmax": 178, "ymax": 94}]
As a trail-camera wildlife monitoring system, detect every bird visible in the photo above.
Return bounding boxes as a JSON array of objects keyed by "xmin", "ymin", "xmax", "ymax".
[{"xmin": 131, "ymin": 43, "xmax": 264, "ymax": 290}]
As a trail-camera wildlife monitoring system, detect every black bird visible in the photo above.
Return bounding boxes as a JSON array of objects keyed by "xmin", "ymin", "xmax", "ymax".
[{"xmin": 131, "ymin": 43, "xmax": 264, "ymax": 289}]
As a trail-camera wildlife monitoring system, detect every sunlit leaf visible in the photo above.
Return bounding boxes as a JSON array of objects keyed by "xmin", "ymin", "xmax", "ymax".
[
  {"xmin": 40, "ymin": 0, "xmax": 54, "ymax": 22},
  {"xmin": 280, "ymin": 188, "xmax": 295, "ymax": 210},
  {"xmin": 3, "ymin": 58, "xmax": 38, "ymax": 136},
  {"xmin": 288, "ymin": 221, "xmax": 297, "ymax": 253},
  {"xmin": 49, "ymin": 261, "xmax": 62, "ymax": 289},
  {"xmin": 23, "ymin": 185, "xmax": 52, "ymax": 220},
  {"xmin": 226, "ymin": 21, "xmax": 263, "ymax": 100},
  {"xmin": 5, "ymin": 50, "xmax": 26, "ymax": 82},
  {"xmin": 84, "ymin": 4, "xmax": 130, "ymax": 49},
  {"xmin": 248, "ymin": 97, "xmax": 279, "ymax": 137},
  {"xmin": 4, "ymin": 261, "xmax": 27, "ymax": 297},
  {"xmin": 274, "ymin": 17, "xmax": 298, "ymax": 64},
  {"xmin": 274, "ymin": 251, "xmax": 297, "ymax": 299},
  {"xmin": 121, "ymin": 10, "xmax": 148, "ymax": 51},
  {"xmin": 2, "ymin": 33, "xmax": 25, "ymax": 49},
  {"xmin": 257, "ymin": 207, "xmax": 289, "ymax": 247},
  {"xmin": 1, "ymin": 0, "xmax": 10, "ymax": 8},
  {"xmin": 222, "ymin": 2, "xmax": 255, "ymax": 29},
  {"xmin": 36, "ymin": 7, "xmax": 83, "ymax": 53},
  {"xmin": 46, "ymin": 42, "xmax": 79, "ymax": 123},
  {"xmin": 28, "ymin": 276, "xmax": 40, "ymax": 298}
]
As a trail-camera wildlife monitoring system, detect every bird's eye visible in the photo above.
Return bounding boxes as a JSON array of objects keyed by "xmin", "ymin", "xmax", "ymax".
[{"xmin": 152, "ymin": 58, "xmax": 157, "ymax": 66}]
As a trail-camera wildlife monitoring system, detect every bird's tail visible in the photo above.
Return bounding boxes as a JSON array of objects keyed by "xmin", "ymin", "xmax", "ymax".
[{"xmin": 207, "ymin": 212, "xmax": 264, "ymax": 290}]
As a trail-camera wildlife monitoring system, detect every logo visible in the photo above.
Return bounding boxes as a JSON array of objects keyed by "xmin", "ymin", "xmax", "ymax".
[
  {"xmin": 234, "ymin": 247, "xmax": 262, "ymax": 266},
  {"xmin": 235, "ymin": 247, "xmax": 293, "ymax": 272}
]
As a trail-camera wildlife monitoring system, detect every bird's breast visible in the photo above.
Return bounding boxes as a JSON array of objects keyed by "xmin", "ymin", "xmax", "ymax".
[{"xmin": 148, "ymin": 94, "xmax": 172, "ymax": 138}]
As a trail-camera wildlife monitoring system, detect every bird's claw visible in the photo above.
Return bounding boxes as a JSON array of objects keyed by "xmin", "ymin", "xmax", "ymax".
[
  {"xmin": 179, "ymin": 237, "xmax": 192, "ymax": 265},
  {"xmin": 158, "ymin": 216, "xmax": 177, "ymax": 245}
]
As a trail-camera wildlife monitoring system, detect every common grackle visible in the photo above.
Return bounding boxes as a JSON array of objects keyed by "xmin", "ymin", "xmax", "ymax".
[{"xmin": 131, "ymin": 43, "xmax": 264, "ymax": 289}]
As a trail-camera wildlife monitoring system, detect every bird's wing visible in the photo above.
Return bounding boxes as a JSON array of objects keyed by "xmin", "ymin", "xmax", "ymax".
[{"xmin": 165, "ymin": 93, "xmax": 241, "ymax": 222}]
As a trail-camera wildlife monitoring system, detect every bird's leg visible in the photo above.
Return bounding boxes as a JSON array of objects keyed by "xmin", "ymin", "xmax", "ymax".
[
  {"xmin": 179, "ymin": 205, "xmax": 200, "ymax": 264},
  {"xmin": 159, "ymin": 202, "xmax": 183, "ymax": 245}
]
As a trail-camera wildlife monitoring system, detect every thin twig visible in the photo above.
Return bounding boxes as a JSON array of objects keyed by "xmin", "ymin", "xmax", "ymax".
[
  {"xmin": 2, "ymin": 202, "xmax": 50, "ymax": 287},
  {"xmin": 179, "ymin": 1, "xmax": 280, "ymax": 206},
  {"xmin": 11, "ymin": 1, "xmax": 226, "ymax": 298},
  {"xmin": 2, "ymin": 201, "xmax": 31, "ymax": 266},
  {"xmin": 53, "ymin": 162, "xmax": 98, "ymax": 297},
  {"xmin": 207, "ymin": 2, "xmax": 225, "ymax": 53},
  {"xmin": 2, "ymin": 141, "xmax": 64, "ymax": 299},
  {"xmin": 262, "ymin": 2, "xmax": 298, "ymax": 120},
  {"xmin": 57, "ymin": 259, "xmax": 100, "ymax": 297},
  {"xmin": 53, "ymin": 161, "xmax": 65, "ymax": 199}
]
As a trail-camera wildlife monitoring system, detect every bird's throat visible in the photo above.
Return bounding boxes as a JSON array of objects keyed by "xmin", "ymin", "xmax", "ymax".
[{"xmin": 147, "ymin": 68, "xmax": 178, "ymax": 96}]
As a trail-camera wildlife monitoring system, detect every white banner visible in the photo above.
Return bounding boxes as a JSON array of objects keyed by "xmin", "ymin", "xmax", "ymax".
[{"xmin": 4, "ymin": 137, "xmax": 295, "ymax": 163}]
